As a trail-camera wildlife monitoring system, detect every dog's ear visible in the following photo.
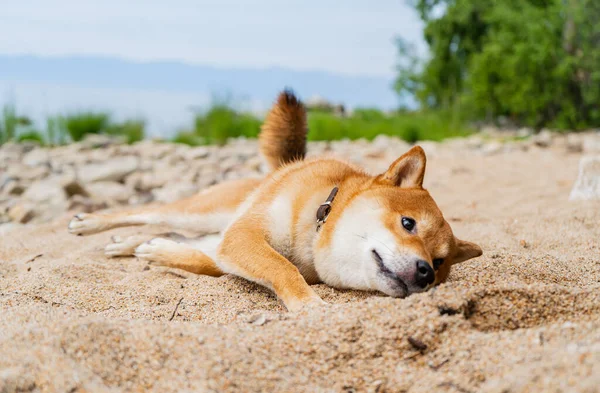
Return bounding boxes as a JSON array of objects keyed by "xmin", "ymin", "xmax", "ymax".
[
  {"xmin": 378, "ymin": 146, "xmax": 426, "ymax": 188},
  {"xmin": 453, "ymin": 238, "xmax": 483, "ymax": 264}
]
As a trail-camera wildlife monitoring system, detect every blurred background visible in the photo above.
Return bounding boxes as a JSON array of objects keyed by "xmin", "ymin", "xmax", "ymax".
[{"xmin": 1, "ymin": 0, "xmax": 599, "ymax": 146}]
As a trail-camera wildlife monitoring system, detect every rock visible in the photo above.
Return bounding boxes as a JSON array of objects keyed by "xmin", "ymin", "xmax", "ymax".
[
  {"xmin": 0, "ymin": 142, "xmax": 37, "ymax": 156},
  {"xmin": 417, "ymin": 141, "xmax": 439, "ymax": 157},
  {"xmin": 517, "ymin": 127, "xmax": 534, "ymax": 138},
  {"xmin": 6, "ymin": 164, "xmax": 50, "ymax": 181},
  {"xmin": 219, "ymin": 156, "xmax": 242, "ymax": 172},
  {"xmin": 480, "ymin": 125, "xmax": 500, "ymax": 135},
  {"xmin": 8, "ymin": 203, "xmax": 35, "ymax": 223},
  {"xmin": 365, "ymin": 138, "xmax": 389, "ymax": 159},
  {"xmin": 532, "ymin": 130, "xmax": 553, "ymax": 148},
  {"xmin": 67, "ymin": 195, "xmax": 108, "ymax": 213},
  {"xmin": 183, "ymin": 146, "xmax": 211, "ymax": 161},
  {"xmin": 22, "ymin": 178, "xmax": 67, "ymax": 204},
  {"xmin": 22, "ymin": 149, "xmax": 50, "ymax": 167},
  {"xmin": 306, "ymin": 141, "xmax": 330, "ymax": 157},
  {"xmin": 247, "ymin": 314, "xmax": 268, "ymax": 326},
  {"xmin": 566, "ymin": 134, "xmax": 584, "ymax": 153},
  {"xmin": 80, "ymin": 134, "xmax": 126, "ymax": 149},
  {"xmin": 1, "ymin": 180, "xmax": 26, "ymax": 196},
  {"xmin": 152, "ymin": 183, "xmax": 199, "ymax": 203},
  {"xmin": 128, "ymin": 192, "xmax": 154, "ymax": 205},
  {"xmin": 481, "ymin": 141, "xmax": 503, "ymax": 156},
  {"xmin": 48, "ymin": 144, "xmax": 86, "ymax": 165},
  {"xmin": 78, "ymin": 156, "xmax": 139, "ymax": 182},
  {"xmin": 143, "ymin": 163, "xmax": 190, "ymax": 190},
  {"xmin": 569, "ymin": 156, "xmax": 600, "ymax": 200},
  {"xmin": 85, "ymin": 181, "xmax": 135, "ymax": 203},
  {"xmin": 583, "ymin": 133, "xmax": 600, "ymax": 153},
  {"xmin": 244, "ymin": 156, "xmax": 264, "ymax": 172},
  {"xmin": 135, "ymin": 140, "xmax": 177, "ymax": 159},
  {"xmin": 465, "ymin": 135, "xmax": 485, "ymax": 150},
  {"xmin": 62, "ymin": 179, "xmax": 89, "ymax": 198}
]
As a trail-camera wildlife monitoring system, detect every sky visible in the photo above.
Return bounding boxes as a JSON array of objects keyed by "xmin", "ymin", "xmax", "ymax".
[{"xmin": 0, "ymin": 0, "xmax": 424, "ymax": 77}]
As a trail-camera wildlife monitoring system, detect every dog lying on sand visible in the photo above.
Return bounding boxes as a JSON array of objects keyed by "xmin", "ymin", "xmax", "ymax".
[{"xmin": 69, "ymin": 90, "xmax": 482, "ymax": 311}]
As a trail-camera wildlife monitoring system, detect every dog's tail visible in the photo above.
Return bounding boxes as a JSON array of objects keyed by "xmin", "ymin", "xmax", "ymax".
[{"xmin": 259, "ymin": 89, "xmax": 308, "ymax": 171}]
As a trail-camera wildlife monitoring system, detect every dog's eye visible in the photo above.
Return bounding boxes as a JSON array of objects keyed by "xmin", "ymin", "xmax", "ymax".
[
  {"xmin": 433, "ymin": 258, "xmax": 444, "ymax": 270},
  {"xmin": 401, "ymin": 217, "xmax": 416, "ymax": 232}
]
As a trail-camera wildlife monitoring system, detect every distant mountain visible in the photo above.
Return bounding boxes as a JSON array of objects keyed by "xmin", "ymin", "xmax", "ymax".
[{"xmin": 0, "ymin": 55, "xmax": 400, "ymax": 109}]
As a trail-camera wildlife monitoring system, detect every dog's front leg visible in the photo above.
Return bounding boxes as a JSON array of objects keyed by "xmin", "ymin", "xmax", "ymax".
[{"xmin": 217, "ymin": 219, "xmax": 324, "ymax": 312}]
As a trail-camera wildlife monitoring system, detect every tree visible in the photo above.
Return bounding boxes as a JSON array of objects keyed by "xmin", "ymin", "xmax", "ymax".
[{"xmin": 396, "ymin": 0, "xmax": 600, "ymax": 129}]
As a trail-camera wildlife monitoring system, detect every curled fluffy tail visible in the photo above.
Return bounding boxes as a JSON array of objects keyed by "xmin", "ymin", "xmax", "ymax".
[{"xmin": 259, "ymin": 89, "xmax": 307, "ymax": 171}]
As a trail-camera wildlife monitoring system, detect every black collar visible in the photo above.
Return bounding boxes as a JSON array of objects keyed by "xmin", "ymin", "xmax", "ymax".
[{"xmin": 316, "ymin": 187, "xmax": 338, "ymax": 232}]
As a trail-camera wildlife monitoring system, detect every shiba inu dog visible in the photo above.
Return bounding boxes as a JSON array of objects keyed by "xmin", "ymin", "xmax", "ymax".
[{"xmin": 68, "ymin": 90, "xmax": 482, "ymax": 311}]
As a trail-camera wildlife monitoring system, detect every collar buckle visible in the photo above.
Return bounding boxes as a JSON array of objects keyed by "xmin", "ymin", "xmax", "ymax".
[{"xmin": 316, "ymin": 187, "xmax": 338, "ymax": 232}]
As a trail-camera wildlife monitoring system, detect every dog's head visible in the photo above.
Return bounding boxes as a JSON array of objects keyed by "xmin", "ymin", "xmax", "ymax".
[{"xmin": 315, "ymin": 146, "xmax": 482, "ymax": 297}]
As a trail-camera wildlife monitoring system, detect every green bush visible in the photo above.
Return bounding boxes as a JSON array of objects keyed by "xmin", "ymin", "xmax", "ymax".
[
  {"xmin": 16, "ymin": 130, "xmax": 45, "ymax": 144},
  {"xmin": 172, "ymin": 101, "xmax": 471, "ymax": 146},
  {"xmin": 64, "ymin": 112, "xmax": 110, "ymax": 141},
  {"xmin": 351, "ymin": 108, "xmax": 387, "ymax": 122},
  {"xmin": 194, "ymin": 104, "xmax": 261, "ymax": 144},
  {"xmin": 1, "ymin": 104, "xmax": 32, "ymax": 144},
  {"xmin": 172, "ymin": 132, "xmax": 205, "ymax": 146},
  {"xmin": 46, "ymin": 116, "xmax": 69, "ymax": 145},
  {"xmin": 307, "ymin": 110, "xmax": 470, "ymax": 142},
  {"xmin": 0, "ymin": 104, "xmax": 38, "ymax": 144},
  {"xmin": 106, "ymin": 120, "xmax": 145, "ymax": 144},
  {"xmin": 397, "ymin": 0, "xmax": 600, "ymax": 130}
]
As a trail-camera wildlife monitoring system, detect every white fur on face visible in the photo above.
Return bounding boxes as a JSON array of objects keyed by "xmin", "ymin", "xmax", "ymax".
[{"xmin": 313, "ymin": 194, "xmax": 426, "ymax": 297}]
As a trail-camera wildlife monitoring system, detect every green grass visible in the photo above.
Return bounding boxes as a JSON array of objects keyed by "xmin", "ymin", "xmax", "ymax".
[
  {"xmin": 189, "ymin": 104, "xmax": 262, "ymax": 145},
  {"xmin": 105, "ymin": 119, "xmax": 145, "ymax": 144},
  {"xmin": 1, "ymin": 101, "xmax": 471, "ymax": 147},
  {"xmin": 64, "ymin": 112, "xmax": 110, "ymax": 142},
  {"xmin": 0, "ymin": 105, "xmax": 145, "ymax": 146},
  {"xmin": 0, "ymin": 104, "xmax": 34, "ymax": 144},
  {"xmin": 172, "ymin": 103, "xmax": 472, "ymax": 146},
  {"xmin": 307, "ymin": 110, "xmax": 471, "ymax": 143}
]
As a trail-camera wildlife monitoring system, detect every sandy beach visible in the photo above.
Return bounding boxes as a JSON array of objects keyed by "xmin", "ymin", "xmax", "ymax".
[{"xmin": 1, "ymin": 135, "xmax": 599, "ymax": 392}]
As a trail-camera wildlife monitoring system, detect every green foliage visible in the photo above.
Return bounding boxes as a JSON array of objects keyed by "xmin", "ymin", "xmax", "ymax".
[
  {"xmin": 46, "ymin": 116, "xmax": 69, "ymax": 146},
  {"xmin": 307, "ymin": 110, "xmax": 471, "ymax": 143},
  {"xmin": 172, "ymin": 132, "xmax": 205, "ymax": 146},
  {"xmin": 398, "ymin": 0, "xmax": 600, "ymax": 129},
  {"xmin": 64, "ymin": 112, "xmax": 110, "ymax": 142},
  {"xmin": 176, "ymin": 103, "xmax": 261, "ymax": 145},
  {"xmin": 106, "ymin": 120, "xmax": 145, "ymax": 144},
  {"xmin": 0, "ymin": 103, "xmax": 37, "ymax": 144},
  {"xmin": 351, "ymin": 108, "xmax": 387, "ymax": 122},
  {"xmin": 0, "ymin": 106, "xmax": 147, "ymax": 146},
  {"xmin": 16, "ymin": 130, "xmax": 45, "ymax": 144},
  {"xmin": 173, "ymin": 102, "xmax": 470, "ymax": 146}
]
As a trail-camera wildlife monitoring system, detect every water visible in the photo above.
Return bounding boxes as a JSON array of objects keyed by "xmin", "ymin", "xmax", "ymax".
[{"xmin": 0, "ymin": 80, "xmax": 267, "ymax": 139}]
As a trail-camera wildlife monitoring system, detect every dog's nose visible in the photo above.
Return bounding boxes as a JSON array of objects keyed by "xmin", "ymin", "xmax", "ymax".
[{"xmin": 414, "ymin": 260, "xmax": 435, "ymax": 288}]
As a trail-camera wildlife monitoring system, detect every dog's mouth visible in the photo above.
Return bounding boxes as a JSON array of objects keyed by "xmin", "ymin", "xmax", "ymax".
[{"xmin": 371, "ymin": 249, "xmax": 409, "ymax": 296}]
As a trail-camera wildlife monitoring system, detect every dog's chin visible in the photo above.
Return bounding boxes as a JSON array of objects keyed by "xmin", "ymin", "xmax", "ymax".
[{"xmin": 379, "ymin": 276, "xmax": 409, "ymax": 298}]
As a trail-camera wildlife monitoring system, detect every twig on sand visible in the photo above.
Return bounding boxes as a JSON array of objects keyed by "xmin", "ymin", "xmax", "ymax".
[
  {"xmin": 169, "ymin": 297, "xmax": 184, "ymax": 321},
  {"xmin": 429, "ymin": 358, "xmax": 449, "ymax": 371},
  {"xmin": 407, "ymin": 336, "xmax": 428, "ymax": 351},
  {"xmin": 437, "ymin": 382, "xmax": 473, "ymax": 393},
  {"xmin": 25, "ymin": 254, "xmax": 43, "ymax": 263}
]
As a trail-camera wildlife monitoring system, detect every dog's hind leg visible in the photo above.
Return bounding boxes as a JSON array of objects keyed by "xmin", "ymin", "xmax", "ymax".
[
  {"xmin": 68, "ymin": 177, "xmax": 261, "ymax": 236},
  {"xmin": 134, "ymin": 234, "xmax": 224, "ymax": 277},
  {"xmin": 104, "ymin": 232, "xmax": 188, "ymax": 257}
]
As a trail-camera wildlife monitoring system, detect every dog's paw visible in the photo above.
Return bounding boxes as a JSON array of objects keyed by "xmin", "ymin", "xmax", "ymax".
[
  {"xmin": 68, "ymin": 213, "xmax": 105, "ymax": 235},
  {"xmin": 105, "ymin": 235, "xmax": 149, "ymax": 257},
  {"xmin": 134, "ymin": 238, "xmax": 179, "ymax": 264},
  {"xmin": 285, "ymin": 296, "xmax": 327, "ymax": 313}
]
